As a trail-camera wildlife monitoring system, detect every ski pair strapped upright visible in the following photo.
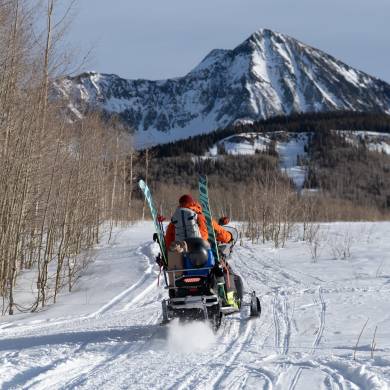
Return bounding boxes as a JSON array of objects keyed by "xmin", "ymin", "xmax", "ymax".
[
  {"xmin": 138, "ymin": 180, "xmax": 168, "ymax": 266},
  {"xmin": 138, "ymin": 176, "xmax": 219, "ymax": 265},
  {"xmin": 198, "ymin": 176, "xmax": 220, "ymax": 263}
]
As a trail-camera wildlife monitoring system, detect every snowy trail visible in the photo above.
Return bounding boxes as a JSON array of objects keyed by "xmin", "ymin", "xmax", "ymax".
[{"xmin": 1, "ymin": 222, "xmax": 390, "ymax": 389}]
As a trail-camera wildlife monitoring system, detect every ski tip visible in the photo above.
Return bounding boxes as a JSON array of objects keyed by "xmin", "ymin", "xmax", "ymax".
[{"xmin": 138, "ymin": 179, "xmax": 146, "ymax": 189}]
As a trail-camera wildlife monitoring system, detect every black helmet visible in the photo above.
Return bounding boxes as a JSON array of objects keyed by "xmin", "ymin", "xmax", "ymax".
[
  {"xmin": 188, "ymin": 247, "xmax": 209, "ymax": 267},
  {"xmin": 185, "ymin": 238, "xmax": 210, "ymax": 268}
]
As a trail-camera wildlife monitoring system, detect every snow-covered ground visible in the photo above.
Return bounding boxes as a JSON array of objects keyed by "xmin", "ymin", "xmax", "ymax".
[{"xmin": 1, "ymin": 221, "xmax": 390, "ymax": 389}]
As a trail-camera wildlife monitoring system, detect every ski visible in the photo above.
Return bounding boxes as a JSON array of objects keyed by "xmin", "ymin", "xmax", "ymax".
[
  {"xmin": 138, "ymin": 180, "xmax": 168, "ymax": 266},
  {"xmin": 198, "ymin": 175, "xmax": 220, "ymax": 263}
]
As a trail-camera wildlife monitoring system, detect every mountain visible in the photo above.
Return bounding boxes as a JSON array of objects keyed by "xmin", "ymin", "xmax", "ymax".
[{"xmin": 54, "ymin": 29, "xmax": 390, "ymax": 148}]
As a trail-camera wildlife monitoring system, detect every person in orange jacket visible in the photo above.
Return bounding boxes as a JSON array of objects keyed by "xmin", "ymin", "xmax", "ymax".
[{"xmin": 165, "ymin": 194, "xmax": 232, "ymax": 250}]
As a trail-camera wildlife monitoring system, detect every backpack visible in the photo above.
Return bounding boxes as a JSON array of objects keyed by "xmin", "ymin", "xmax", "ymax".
[{"xmin": 171, "ymin": 207, "xmax": 201, "ymax": 241}]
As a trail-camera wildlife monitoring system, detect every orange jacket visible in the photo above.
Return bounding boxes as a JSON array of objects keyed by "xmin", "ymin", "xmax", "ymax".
[{"xmin": 165, "ymin": 200, "xmax": 232, "ymax": 250}]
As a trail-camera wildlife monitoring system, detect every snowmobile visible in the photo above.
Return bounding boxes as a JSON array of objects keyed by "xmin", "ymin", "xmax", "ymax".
[
  {"xmin": 139, "ymin": 177, "xmax": 261, "ymax": 331},
  {"xmin": 158, "ymin": 225, "xmax": 261, "ymax": 330}
]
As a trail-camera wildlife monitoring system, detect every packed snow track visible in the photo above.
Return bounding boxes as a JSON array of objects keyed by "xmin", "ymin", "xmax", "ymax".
[{"xmin": 1, "ymin": 222, "xmax": 390, "ymax": 389}]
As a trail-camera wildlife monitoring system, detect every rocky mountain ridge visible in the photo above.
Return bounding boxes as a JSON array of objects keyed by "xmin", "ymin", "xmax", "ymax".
[{"xmin": 55, "ymin": 29, "xmax": 390, "ymax": 148}]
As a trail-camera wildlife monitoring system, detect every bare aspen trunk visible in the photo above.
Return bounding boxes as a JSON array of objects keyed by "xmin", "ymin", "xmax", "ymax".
[
  {"xmin": 0, "ymin": 2, "xmax": 136, "ymax": 314},
  {"xmin": 142, "ymin": 149, "xmax": 149, "ymax": 220},
  {"xmin": 128, "ymin": 151, "xmax": 134, "ymax": 220},
  {"xmin": 108, "ymin": 134, "xmax": 119, "ymax": 242}
]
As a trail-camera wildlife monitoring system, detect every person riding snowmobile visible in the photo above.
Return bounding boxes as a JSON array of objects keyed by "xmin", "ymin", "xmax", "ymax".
[
  {"xmin": 164, "ymin": 194, "xmax": 240, "ymax": 307},
  {"xmin": 164, "ymin": 194, "xmax": 232, "ymax": 250}
]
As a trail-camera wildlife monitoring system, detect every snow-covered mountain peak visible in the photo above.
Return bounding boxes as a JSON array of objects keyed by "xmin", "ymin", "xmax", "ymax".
[
  {"xmin": 244, "ymin": 28, "xmax": 283, "ymax": 44},
  {"xmin": 190, "ymin": 29, "xmax": 291, "ymax": 77},
  {"xmin": 238, "ymin": 28, "xmax": 298, "ymax": 55},
  {"xmin": 54, "ymin": 29, "xmax": 390, "ymax": 148},
  {"xmin": 189, "ymin": 49, "xmax": 230, "ymax": 74}
]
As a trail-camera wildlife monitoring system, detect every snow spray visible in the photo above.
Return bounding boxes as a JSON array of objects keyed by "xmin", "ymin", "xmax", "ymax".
[{"xmin": 167, "ymin": 319, "xmax": 216, "ymax": 353}]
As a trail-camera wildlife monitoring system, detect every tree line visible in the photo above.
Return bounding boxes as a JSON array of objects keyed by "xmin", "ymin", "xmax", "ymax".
[
  {"xmin": 134, "ymin": 149, "xmax": 389, "ymax": 228},
  {"xmin": 150, "ymin": 111, "xmax": 390, "ymax": 158},
  {"xmin": 0, "ymin": 1, "xmax": 137, "ymax": 315},
  {"xmin": 305, "ymin": 130, "xmax": 390, "ymax": 211}
]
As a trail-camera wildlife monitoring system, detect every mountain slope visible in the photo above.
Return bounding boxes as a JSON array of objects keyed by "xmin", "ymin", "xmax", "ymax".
[{"xmin": 55, "ymin": 29, "xmax": 390, "ymax": 147}]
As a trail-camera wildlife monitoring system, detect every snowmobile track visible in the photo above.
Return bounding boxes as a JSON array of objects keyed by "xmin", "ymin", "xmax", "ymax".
[
  {"xmin": 208, "ymin": 318, "xmax": 255, "ymax": 389},
  {"xmin": 174, "ymin": 317, "xmax": 244, "ymax": 390},
  {"xmin": 272, "ymin": 292, "xmax": 281, "ymax": 351},
  {"xmin": 91, "ymin": 242, "xmax": 158, "ymax": 316},
  {"xmin": 312, "ymin": 287, "xmax": 326, "ymax": 354},
  {"xmin": 271, "ymin": 289, "xmax": 292, "ymax": 355},
  {"xmin": 287, "ymin": 286, "xmax": 326, "ymax": 390}
]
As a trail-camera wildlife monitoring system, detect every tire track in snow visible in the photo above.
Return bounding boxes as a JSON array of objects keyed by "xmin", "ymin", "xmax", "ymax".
[
  {"xmin": 57, "ymin": 313, "xmax": 162, "ymax": 390},
  {"xmin": 272, "ymin": 292, "xmax": 281, "ymax": 351},
  {"xmin": 2, "ymin": 341, "xmax": 91, "ymax": 390},
  {"xmin": 246, "ymin": 246, "xmax": 302, "ymax": 287},
  {"xmin": 272, "ymin": 289, "xmax": 291, "ymax": 355},
  {"xmin": 235, "ymin": 247, "xmax": 292, "ymax": 290},
  {"xmin": 12, "ymin": 308, "xmax": 162, "ymax": 390},
  {"xmin": 208, "ymin": 319, "xmax": 254, "ymax": 389},
  {"xmin": 318, "ymin": 358, "xmax": 388, "ymax": 390},
  {"xmin": 258, "ymin": 249, "xmax": 325, "ymax": 286},
  {"xmin": 288, "ymin": 357, "xmax": 388, "ymax": 390},
  {"xmin": 311, "ymin": 287, "xmax": 326, "ymax": 354},
  {"xmin": 288, "ymin": 286, "xmax": 326, "ymax": 390},
  {"xmin": 174, "ymin": 310, "xmax": 263, "ymax": 390},
  {"xmin": 89, "ymin": 242, "xmax": 157, "ymax": 317},
  {"xmin": 211, "ymin": 319, "xmax": 275, "ymax": 390},
  {"xmin": 235, "ymin": 244, "xmax": 305, "ymax": 389},
  {"xmin": 0, "ymin": 241, "xmax": 162, "ymax": 390},
  {"xmin": 283, "ymin": 295, "xmax": 292, "ymax": 355},
  {"xmin": 173, "ymin": 317, "xmax": 240, "ymax": 390},
  {"xmin": 210, "ymin": 245, "xmax": 293, "ymax": 388},
  {"xmin": 84, "ymin": 296, "xmax": 234, "ymax": 388},
  {"xmin": 323, "ymin": 370, "xmax": 347, "ymax": 390},
  {"xmin": 0, "ymin": 242, "xmax": 159, "ymax": 338},
  {"xmin": 163, "ymin": 245, "xmax": 271, "ymax": 389}
]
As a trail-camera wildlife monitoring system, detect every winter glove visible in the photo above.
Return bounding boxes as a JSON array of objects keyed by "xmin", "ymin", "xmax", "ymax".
[{"xmin": 155, "ymin": 253, "xmax": 164, "ymax": 268}]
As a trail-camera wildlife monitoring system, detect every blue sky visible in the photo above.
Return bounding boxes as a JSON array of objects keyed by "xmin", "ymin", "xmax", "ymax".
[{"xmin": 67, "ymin": 0, "xmax": 390, "ymax": 82}]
